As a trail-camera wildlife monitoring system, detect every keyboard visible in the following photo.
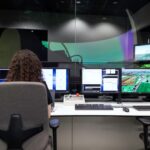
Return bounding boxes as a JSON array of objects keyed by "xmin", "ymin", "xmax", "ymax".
[
  {"xmin": 133, "ymin": 106, "xmax": 150, "ymax": 111},
  {"xmin": 75, "ymin": 104, "xmax": 113, "ymax": 110}
]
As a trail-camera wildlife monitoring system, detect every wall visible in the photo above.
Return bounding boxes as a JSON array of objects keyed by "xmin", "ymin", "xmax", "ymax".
[
  {"xmin": 0, "ymin": 29, "xmax": 20, "ymax": 67},
  {"xmin": 0, "ymin": 9, "xmax": 131, "ymax": 66},
  {"xmin": 0, "ymin": 2, "xmax": 149, "ymax": 65},
  {"xmin": 133, "ymin": 3, "xmax": 150, "ymax": 43},
  {"xmin": 133, "ymin": 3, "xmax": 150, "ymax": 30}
]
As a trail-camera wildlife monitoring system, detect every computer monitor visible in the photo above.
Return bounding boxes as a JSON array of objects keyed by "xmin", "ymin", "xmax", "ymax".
[
  {"xmin": 81, "ymin": 68, "xmax": 120, "ymax": 94},
  {"xmin": 0, "ymin": 69, "xmax": 9, "ymax": 83},
  {"xmin": 42, "ymin": 68, "xmax": 69, "ymax": 93},
  {"xmin": 121, "ymin": 68, "xmax": 150, "ymax": 94},
  {"xmin": 134, "ymin": 44, "xmax": 150, "ymax": 61}
]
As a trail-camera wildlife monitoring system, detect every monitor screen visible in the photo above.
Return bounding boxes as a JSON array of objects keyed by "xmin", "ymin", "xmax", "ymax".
[
  {"xmin": 0, "ymin": 69, "xmax": 9, "ymax": 83},
  {"xmin": 122, "ymin": 68, "xmax": 150, "ymax": 93},
  {"xmin": 81, "ymin": 68, "xmax": 120, "ymax": 94},
  {"xmin": 42, "ymin": 68, "xmax": 69, "ymax": 92},
  {"xmin": 134, "ymin": 44, "xmax": 150, "ymax": 61}
]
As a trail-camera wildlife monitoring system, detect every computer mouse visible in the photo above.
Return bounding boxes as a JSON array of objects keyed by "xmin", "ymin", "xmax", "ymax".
[{"xmin": 123, "ymin": 107, "xmax": 129, "ymax": 112}]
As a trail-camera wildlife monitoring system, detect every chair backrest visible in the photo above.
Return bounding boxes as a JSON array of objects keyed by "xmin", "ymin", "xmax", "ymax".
[{"xmin": 0, "ymin": 82, "xmax": 51, "ymax": 150}]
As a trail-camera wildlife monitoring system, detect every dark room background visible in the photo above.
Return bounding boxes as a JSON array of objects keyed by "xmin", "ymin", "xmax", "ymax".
[{"xmin": 0, "ymin": 0, "xmax": 149, "ymax": 67}]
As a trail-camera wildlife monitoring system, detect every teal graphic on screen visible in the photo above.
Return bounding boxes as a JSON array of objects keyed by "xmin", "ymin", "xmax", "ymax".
[{"xmin": 42, "ymin": 31, "xmax": 134, "ymax": 64}]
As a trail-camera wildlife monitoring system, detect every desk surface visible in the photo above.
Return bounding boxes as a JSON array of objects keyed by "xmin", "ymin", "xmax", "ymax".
[{"xmin": 51, "ymin": 102, "xmax": 150, "ymax": 117}]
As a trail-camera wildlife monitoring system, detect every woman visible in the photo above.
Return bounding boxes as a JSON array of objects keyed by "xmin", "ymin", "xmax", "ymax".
[{"xmin": 6, "ymin": 49, "xmax": 52, "ymax": 117}]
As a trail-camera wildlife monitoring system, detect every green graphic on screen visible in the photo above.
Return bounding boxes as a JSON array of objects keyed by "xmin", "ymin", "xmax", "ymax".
[
  {"xmin": 140, "ymin": 64, "xmax": 150, "ymax": 69},
  {"xmin": 122, "ymin": 69, "xmax": 150, "ymax": 93},
  {"xmin": 49, "ymin": 38, "xmax": 123, "ymax": 64}
]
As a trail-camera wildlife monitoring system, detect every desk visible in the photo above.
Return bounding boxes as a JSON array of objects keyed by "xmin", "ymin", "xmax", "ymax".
[
  {"xmin": 51, "ymin": 102, "xmax": 150, "ymax": 150},
  {"xmin": 52, "ymin": 102, "xmax": 150, "ymax": 117}
]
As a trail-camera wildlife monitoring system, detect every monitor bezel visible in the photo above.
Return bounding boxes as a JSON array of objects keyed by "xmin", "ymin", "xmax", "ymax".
[
  {"xmin": 80, "ymin": 68, "xmax": 121, "ymax": 96},
  {"xmin": 0, "ymin": 68, "xmax": 9, "ymax": 81}
]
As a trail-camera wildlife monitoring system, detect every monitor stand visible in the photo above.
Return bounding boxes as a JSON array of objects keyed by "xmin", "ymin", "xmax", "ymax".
[
  {"xmin": 142, "ymin": 96, "xmax": 150, "ymax": 102},
  {"xmin": 98, "ymin": 95, "xmax": 113, "ymax": 101},
  {"xmin": 113, "ymin": 94, "xmax": 121, "ymax": 103},
  {"xmin": 55, "ymin": 94, "xmax": 63, "ymax": 102},
  {"xmin": 85, "ymin": 94, "xmax": 113, "ymax": 102},
  {"xmin": 84, "ymin": 94, "xmax": 99, "ymax": 99},
  {"xmin": 120, "ymin": 94, "xmax": 141, "ymax": 102}
]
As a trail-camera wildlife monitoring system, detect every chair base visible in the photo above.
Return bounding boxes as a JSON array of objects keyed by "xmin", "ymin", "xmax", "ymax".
[{"xmin": 139, "ymin": 132, "xmax": 150, "ymax": 149}]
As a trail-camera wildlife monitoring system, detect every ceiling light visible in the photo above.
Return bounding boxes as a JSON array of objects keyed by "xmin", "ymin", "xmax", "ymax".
[
  {"xmin": 76, "ymin": 1, "xmax": 81, "ymax": 4},
  {"xmin": 112, "ymin": 1, "xmax": 118, "ymax": 5},
  {"xmin": 102, "ymin": 17, "xmax": 107, "ymax": 20},
  {"xmin": 24, "ymin": 10, "xmax": 32, "ymax": 14},
  {"xmin": 60, "ymin": 0, "xmax": 65, "ymax": 3}
]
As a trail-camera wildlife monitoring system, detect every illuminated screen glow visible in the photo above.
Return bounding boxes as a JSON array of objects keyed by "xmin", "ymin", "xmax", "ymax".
[
  {"xmin": 81, "ymin": 68, "xmax": 120, "ymax": 93},
  {"xmin": 0, "ymin": 69, "xmax": 9, "ymax": 82},
  {"xmin": 134, "ymin": 44, "xmax": 150, "ymax": 61},
  {"xmin": 42, "ymin": 68, "xmax": 69, "ymax": 92},
  {"xmin": 122, "ymin": 69, "xmax": 150, "ymax": 93},
  {"xmin": 140, "ymin": 64, "xmax": 150, "ymax": 69}
]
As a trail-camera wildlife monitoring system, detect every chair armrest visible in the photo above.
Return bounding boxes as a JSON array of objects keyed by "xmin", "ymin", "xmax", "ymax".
[
  {"xmin": 137, "ymin": 117, "xmax": 150, "ymax": 126},
  {"xmin": 49, "ymin": 118, "xmax": 60, "ymax": 129}
]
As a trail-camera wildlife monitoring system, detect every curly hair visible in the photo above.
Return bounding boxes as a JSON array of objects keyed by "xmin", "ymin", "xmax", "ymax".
[{"xmin": 6, "ymin": 49, "xmax": 42, "ymax": 82}]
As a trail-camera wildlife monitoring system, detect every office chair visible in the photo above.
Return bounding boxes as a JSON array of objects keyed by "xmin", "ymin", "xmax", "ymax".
[
  {"xmin": 49, "ymin": 90, "xmax": 60, "ymax": 150},
  {"xmin": 137, "ymin": 117, "xmax": 150, "ymax": 150},
  {"xmin": 0, "ymin": 82, "xmax": 59, "ymax": 150},
  {"xmin": 49, "ymin": 118, "xmax": 60, "ymax": 150}
]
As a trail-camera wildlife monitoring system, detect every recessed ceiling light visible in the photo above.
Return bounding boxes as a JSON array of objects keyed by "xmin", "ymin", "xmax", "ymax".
[
  {"xmin": 60, "ymin": 0, "xmax": 65, "ymax": 3},
  {"xmin": 24, "ymin": 10, "xmax": 32, "ymax": 14},
  {"xmin": 76, "ymin": 1, "xmax": 81, "ymax": 4},
  {"xmin": 112, "ymin": 1, "xmax": 118, "ymax": 5},
  {"xmin": 102, "ymin": 17, "xmax": 107, "ymax": 20}
]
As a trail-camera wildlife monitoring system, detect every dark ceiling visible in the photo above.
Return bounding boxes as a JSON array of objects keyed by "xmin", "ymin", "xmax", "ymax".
[{"xmin": 0, "ymin": 0, "xmax": 149, "ymax": 16}]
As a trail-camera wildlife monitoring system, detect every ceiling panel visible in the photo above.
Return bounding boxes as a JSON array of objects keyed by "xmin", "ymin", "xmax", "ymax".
[{"xmin": 0, "ymin": 0, "xmax": 149, "ymax": 16}]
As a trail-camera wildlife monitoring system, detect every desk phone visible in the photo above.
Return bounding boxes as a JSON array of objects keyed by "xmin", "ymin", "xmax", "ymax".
[{"xmin": 63, "ymin": 94, "xmax": 85, "ymax": 104}]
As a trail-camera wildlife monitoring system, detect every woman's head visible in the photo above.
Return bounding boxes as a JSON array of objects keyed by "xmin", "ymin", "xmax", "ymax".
[{"xmin": 6, "ymin": 49, "xmax": 42, "ymax": 82}]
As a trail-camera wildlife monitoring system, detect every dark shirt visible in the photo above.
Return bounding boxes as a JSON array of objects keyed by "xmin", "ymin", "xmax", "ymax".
[{"xmin": 42, "ymin": 81, "xmax": 53, "ymax": 105}]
